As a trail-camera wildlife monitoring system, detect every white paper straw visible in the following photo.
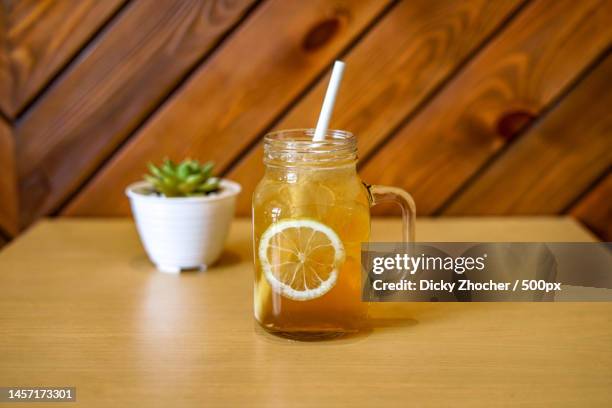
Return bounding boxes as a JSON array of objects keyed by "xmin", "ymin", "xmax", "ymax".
[{"xmin": 313, "ymin": 60, "xmax": 345, "ymax": 141}]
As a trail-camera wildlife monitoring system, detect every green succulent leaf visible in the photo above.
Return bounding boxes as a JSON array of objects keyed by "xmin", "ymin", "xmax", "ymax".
[
  {"xmin": 185, "ymin": 173, "xmax": 205, "ymax": 185},
  {"xmin": 143, "ymin": 158, "xmax": 221, "ymax": 197},
  {"xmin": 197, "ymin": 177, "xmax": 220, "ymax": 193},
  {"xmin": 146, "ymin": 163, "xmax": 160, "ymax": 178},
  {"xmin": 161, "ymin": 159, "xmax": 176, "ymax": 177},
  {"xmin": 187, "ymin": 160, "xmax": 200, "ymax": 173},
  {"xmin": 201, "ymin": 161, "xmax": 214, "ymax": 177},
  {"xmin": 177, "ymin": 161, "xmax": 191, "ymax": 180}
]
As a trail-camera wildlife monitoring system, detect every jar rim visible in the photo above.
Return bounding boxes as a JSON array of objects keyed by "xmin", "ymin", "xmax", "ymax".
[
  {"xmin": 264, "ymin": 128, "xmax": 357, "ymax": 165},
  {"xmin": 263, "ymin": 129, "xmax": 357, "ymax": 165},
  {"xmin": 264, "ymin": 128, "xmax": 354, "ymax": 143}
]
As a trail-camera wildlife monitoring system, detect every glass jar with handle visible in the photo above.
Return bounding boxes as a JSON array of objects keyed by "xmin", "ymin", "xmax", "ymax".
[{"xmin": 253, "ymin": 129, "xmax": 415, "ymax": 339}]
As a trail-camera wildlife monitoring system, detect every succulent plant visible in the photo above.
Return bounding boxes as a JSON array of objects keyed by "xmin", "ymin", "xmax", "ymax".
[{"xmin": 144, "ymin": 158, "xmax": 220, "ymax": 197}]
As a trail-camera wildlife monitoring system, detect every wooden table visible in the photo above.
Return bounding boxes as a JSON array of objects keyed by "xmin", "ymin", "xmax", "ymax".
[{"xmin": 0, "ymin": 218, "xmax": 610, "ymax": 407}]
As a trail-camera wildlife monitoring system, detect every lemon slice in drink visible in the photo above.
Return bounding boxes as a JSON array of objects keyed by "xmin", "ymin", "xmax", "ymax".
[{"xmin": 258, "ymin": 219, "xmax": 345, "ymax": 301}]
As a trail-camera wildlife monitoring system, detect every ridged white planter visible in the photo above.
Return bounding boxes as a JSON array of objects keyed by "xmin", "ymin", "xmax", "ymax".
[{"xmin": 126, "ymin": 179, "xmax": 241, "ymax": 273}]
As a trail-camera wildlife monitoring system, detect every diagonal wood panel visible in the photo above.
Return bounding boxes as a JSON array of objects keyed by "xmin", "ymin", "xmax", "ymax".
[
  {"xmin": 444, "ymin": 55, "xmax": 612, "ymax": 215},
  {"xmin": 360, "ymin": 0, "xmax": 612, "ymax": 215},
  {"xmin": 0, "ymin": 0, "xmax": 126, "ymax": 117},
  {"xmin": 0, "ymin": 117, "xmax": 17, "ymax": 236},
  {"xmin": 225, "ymin": 0, "xmax": 526, "ymax": 215},
  {"xmin": 570, "ymin": 172, "xmax": 612, "ymax": 241},
  {"xmin": 64, "ymin": 0, "xmax": 393, "ymax": 217},
  {"xmin": 16, "ymin": 0, "xmax": 258, "ymax": 227},
  {"xmin": 0, "ymin": 4, "xmax": 11, "ymax": 116}
]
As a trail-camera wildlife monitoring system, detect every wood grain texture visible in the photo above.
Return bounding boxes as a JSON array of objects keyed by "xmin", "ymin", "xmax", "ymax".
[
  {"xmin": 0, "ymin": 0, "xmax": 608, "ymax": 241},
  {"xmin": 571, "ymin": 173, "xmax": 612, "ymax": 241},
  {"xmin": 63, "ymin": 0, "xmax": 393, "ymax": 217},
  {"xmin": 0, "ymin": 4, "xmax": 11, "ymax": 116},
  {"xmin": 0, "ymin": 0, "xmax": 126, "ymax": 117},
  {"xmin": 226, "ymin": 0, "xmax": 525, "ymax": 215},
  {"xmin": 444, "ymin": 55, "xmax": 612, "ymax": 216},
  {"xmin": 16, "ymin": 0, "xmax": 258, "ymax": 227},
  {"xmin": 360, "ymin": 0, "xmax": 612, "ymax": 215},
  {"xmin": 0, "ymin": 118, "xmax": 17, "ymax": 236},
  {"xmin": 0, "ymin": 218, "xmax": 610, "ymax": 407}
]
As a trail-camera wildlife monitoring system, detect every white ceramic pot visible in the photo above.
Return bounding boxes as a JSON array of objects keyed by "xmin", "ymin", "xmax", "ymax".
[{"xmin": 126, "ymin": 179, "xmax": 241, "ymax": 273}]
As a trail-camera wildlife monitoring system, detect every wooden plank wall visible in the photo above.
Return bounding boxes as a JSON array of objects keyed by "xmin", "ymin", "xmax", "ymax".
[
  {"xmin": 0, "ymin": 118, "xmax": 18, "ymax": 237},
  {"xmin": 0, "ymin": 0, "xmax": 610, "ymax": 245}
]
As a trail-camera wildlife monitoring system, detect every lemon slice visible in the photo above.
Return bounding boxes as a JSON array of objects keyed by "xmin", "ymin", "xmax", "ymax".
[{"xmin": 258, "ymin": 219, "xmax": 345, "ymax": 301}]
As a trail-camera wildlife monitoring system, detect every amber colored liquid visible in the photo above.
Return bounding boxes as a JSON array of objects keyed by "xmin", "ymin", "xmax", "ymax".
[{"xmin": 253, "ymin": 164, "xmax": 370, "ymax": 337}]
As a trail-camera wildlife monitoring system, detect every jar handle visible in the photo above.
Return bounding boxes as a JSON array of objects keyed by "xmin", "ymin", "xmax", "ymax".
[{"xmin": 366, "ymin": 184, "xmax": 416, "ymax": 242}]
